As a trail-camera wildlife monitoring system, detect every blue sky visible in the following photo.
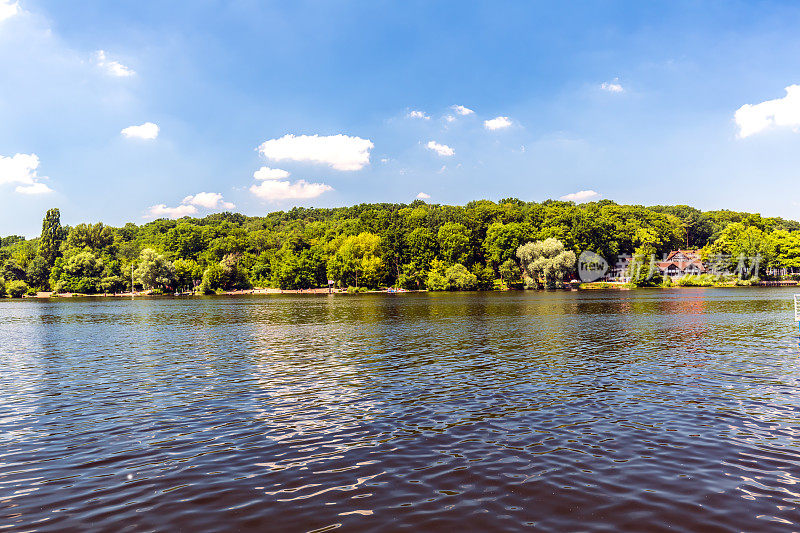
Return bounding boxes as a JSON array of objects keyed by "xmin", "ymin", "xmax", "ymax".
[{"xmin": 2, "ymin": 1, "xmax": 800, "ymax": 236}]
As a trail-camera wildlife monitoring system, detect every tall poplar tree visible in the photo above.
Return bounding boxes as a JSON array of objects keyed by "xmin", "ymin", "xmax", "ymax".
[{"xmin": 39, "ymin": 208, "xmax": 63, "ymax": 267}]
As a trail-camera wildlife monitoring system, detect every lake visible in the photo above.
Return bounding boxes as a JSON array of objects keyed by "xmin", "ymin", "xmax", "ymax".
[{"xmin": 2, "ymin": 289, "xmax": 800, "ymax": 531}]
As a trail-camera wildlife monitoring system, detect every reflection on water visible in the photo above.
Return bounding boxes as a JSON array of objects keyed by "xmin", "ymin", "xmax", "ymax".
[{"xmin": 2, "ymin": 289, "xmax": 800, "ymax": 531}]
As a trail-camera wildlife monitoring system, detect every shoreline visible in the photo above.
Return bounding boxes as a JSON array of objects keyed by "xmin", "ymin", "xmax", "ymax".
[
  {"xmin": 19, "ymin": 281, "xmax": 798, "ymax": 299},
  {"xmin": 24, "ymin": 287, "xmax": 425, "ymax": 298},
  {"xmin": 580, "ymin": 280, "xmax": 799, "ymax": 290}
]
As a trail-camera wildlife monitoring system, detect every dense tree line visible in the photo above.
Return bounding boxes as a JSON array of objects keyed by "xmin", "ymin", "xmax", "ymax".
[{"xmin": 1, "ymin": 200, "xmax": 799, "ymax": 297}]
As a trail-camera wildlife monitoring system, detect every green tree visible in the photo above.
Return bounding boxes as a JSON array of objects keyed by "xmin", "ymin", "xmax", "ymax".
[
  {"xmin": 173, "ymin": 259, "xmax": 203, "ymax": 291},
  {"xmin": 705, "ymin": 223, "xmax": 774, "ymax": 278},
  {"xmin": 26, "ymin": 257, "xmax": 49, "ymax": 290},
  {"xmin": 2, "ymin": 259, "xmax": 26, "ymax": 282},
  {"xmin": 772, "ymin": 230, "xmax": 800, "ymax": 269},
  {"xmin": 405, "ymin": 228, "xmax": 436, "ymax": 269},
  {"xmin": 166, "ymin": 223, "xmax": 206, "ymax": 260},
  {"xmin": 327, "ymin": 232, "xmax": 382, "ymax": 288},
  {"xmin": 134, "ymin": 248, "xmax": 176, "ymax": 290},
  {"xmin": 499, "ymin": 259, "xmax": 520, "ymax": 287},
  {"xmin": 199, "ymin": 263, "xmax": 225, "ymax": 294},
  {"xmin": 100, "ymin": 275, "xmax": 127, "ymax": 293},
  {"xmin": 274, "ymin": 251, "xmax": 315, "ymax": 289},
  {"xmin": 66, "ymin": 222, "xmax": 114, "ymax": 251},
  {"xmin": 56, "ymin": 251, "xmax": 104, "ymax": 293},
  {"xmin": 250, "ymin": 252, "xmax": 274, "ymax": 287},
  {"xmin": 10, "ymin": 200, "xmax": 800, "ymax": 297},
  {"xmin": 517, "ymin": 238, "xmax": 576, "ymax": 289},
  {"xmin": 38, "ymin": 208, "xmax": 64, "ymax": 268},
  {"xmin": 398, "ymin": 261, "xmax": 426, "ymax": 289},
  {"xmin": 444, "ymin": 263, "xmax": 478, "ymax": 290},
  {"xmin": 484, "ymin": 222, "xmax": 530, "ymax": 266},
  {"xmin": 437, "ymin": 222, "xmax": 470, "ymax": 265},
  {"xmin": 219, "ymin": 253, "xmax": 250, "ymax": 289},
  {"xmin": 471, "ymin": 263, "xmax": 495, "ymax": 291},
  {"xmin": 7, "ymin": 280, "xmax": 28, "ymax": 298},
  {"xmin": 48, "ymin": 257, "xmax": 64, "ymax": 291},
  {"xmin": 425, "ymin": 259, "xmax": 448, "ymax": 291},
  {"xmin": 1, "ymin": 235, "xmax": 25, "ymax": 247}
]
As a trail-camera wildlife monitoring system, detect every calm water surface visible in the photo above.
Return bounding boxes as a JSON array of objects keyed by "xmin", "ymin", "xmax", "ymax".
[{"xmin": 2, "ymin": 289, "xmax": 800, "ymax": 531}]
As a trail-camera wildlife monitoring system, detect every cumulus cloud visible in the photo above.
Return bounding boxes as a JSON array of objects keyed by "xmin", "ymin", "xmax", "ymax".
[
  {"xmin": 0, "ymin": 153, "xmax": 39, "ymax": 185},
  {"xmin": 253, "ymin": 166, "xmax": 290, "ymax": 180},
  {"xmin": 444, "ymin": 115, "xmax": 456, "ymax": 123},
  {"xmin": 0, "ymin": 0, "xmax": 20, "ymax": 23},
  {"xmin": 484, "ymin": 116, "xmax": 512, "ymax": 130},
  {"xmin": 250, "ymin": 179, "xmax": 333, "ymax": 201},
  {"xmin": 258, "ymin": 134, "xmax": 373, "ymax": 171},
  {"xmin": 182, "ymin": 192, "xmax": 234, "ymax": 210},
  {"xmin": 600, "ymin": 79, "xmax": 624, "ymax": 93},
  {"xmin": 416, "ymin": 192, "xmax": 430, "ymax": 199},
  {"xmin": 93, "ymin": 50, "xmax": 135, "ymax": 77},
  {"xmin": 426, "ymin": 140, "xmax": 454, "ymax": 157},
  {"xmin": 148, "ymin": 191, "xmax": 234, "ymax": 219},
  {"xmin": 147, "ymin": 204, "xmax": 198, "ymax": 219},
  {"xmin": 16, "ymin": 182, "xmax": 53, "ymax": 194},
  {"xmin": 452, "ymin": 105, "xmax": 474, "ymax": 116},
  {"xmin": 560, "ymin": 190, "xmax": 601, "ymax": 203},
  {"xmin": 407, "ymin": 110, "xmax": 430, "ymax": 120},
  {"xmin": 121, "ymin": 122, "xmax": 159, "ymax": 140},
  {"xmin": 735, "ymin": 85, "xmax": 800, "ymax": 138},
  {"xmin": 0, "ymin": 153, "xmax": 53, "ymax": 194}
]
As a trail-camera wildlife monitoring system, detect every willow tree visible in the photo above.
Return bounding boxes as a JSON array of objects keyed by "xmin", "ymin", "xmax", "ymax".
[
  {"xmin": 516, "ymin": 238, "xmax": 576, "ymax": 289},
  {"xmin": 134, "ymin": 248, "xmax": 176, "ymax": 290}
]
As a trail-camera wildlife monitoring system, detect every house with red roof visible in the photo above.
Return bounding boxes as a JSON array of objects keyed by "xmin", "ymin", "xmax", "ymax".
[{"xmin": 657, "ymin": 250, "xmax": 706, "ymax": 279}]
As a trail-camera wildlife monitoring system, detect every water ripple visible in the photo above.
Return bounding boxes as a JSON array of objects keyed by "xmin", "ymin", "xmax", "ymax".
[{"xmin": 2, "ymin": 289, "xmax": 800, "ymax": 531}]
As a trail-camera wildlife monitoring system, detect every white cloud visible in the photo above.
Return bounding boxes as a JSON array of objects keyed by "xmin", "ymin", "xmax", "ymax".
[
  {"xmin": 16, "ymin": 182, "xmax": 53, "ymax": 194},
  {"xmin": 121, "ymin": 122, "xmax": 159, "ymax": 140},
  {"xmin": 93, "ymin": 50, "xmax": 135, "ymax": 77},
  {"xmin": 416, "ymin": 192, "xmax": 430, "ymax": 199},
  {"xmin": 600, "ymin": 79, "xmax": 624, "ymax": 93},
  {"xmin": 444, "ymin": 115, "xmax": 456, "ymax": 123},
  {"xmin": 735, "ymin": 85, "xmax": 800, "ymax": 138},
  {"xmin": 426, "ymin": 140, "xmax": 454, "ymax": 157},
  {"xmin": 147, "ymin": 204, "xmax": 198, "ymax": 219},
  {"xmin": 253, "ymin": 166, "xmax": 290, "ymax": 180},
  {"xmin": 407, "ymin": 110, "xmax": 430, "ymax": 120},
  {"xmin": 250, "ymin": 179, "xmax": 333, "ymax": 201},
  {"xmin": 452, "ymin": 105, "xmax": 474, "ymax": 116},
  {"xmin": 0, "ymin": 153, "xmax": 39, "ymax": 185},
  {"xmin": 258, "ymin": 134, "xmax": 373, "ymax": 171},
  {"xmin": 0, "ymin": 0, "xmax": 20, "ymax": 23},
  {"xmin": 148, "ymin": 191, "xmax": 233, "ymax": 219},
  {"xmin": 0, "ymin": 153, "xmax": 53, "ymax": 194},
  {"xmin": 560, "ymin": 190, "xmax": 601, "ymax": 203},
  {"xmin": 484, "ymin": 116, "xmax": 512, "ymax": 130},
  {"xmin": 182, "ymin": 192, "xmax": 234, "ymax": 210}
]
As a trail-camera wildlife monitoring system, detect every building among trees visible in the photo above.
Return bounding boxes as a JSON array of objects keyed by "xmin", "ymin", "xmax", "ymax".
[{"xmin": 656, "ymin": 250, "xmax": 707, "ymax": 279}]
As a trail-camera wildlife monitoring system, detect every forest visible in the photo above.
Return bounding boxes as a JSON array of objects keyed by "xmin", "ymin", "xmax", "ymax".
[{"xmin": 1, "ymin": 199, "xmax": 799, "ymax": 297}]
